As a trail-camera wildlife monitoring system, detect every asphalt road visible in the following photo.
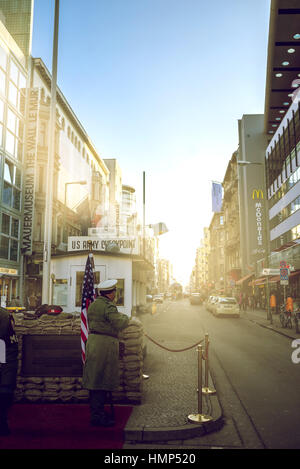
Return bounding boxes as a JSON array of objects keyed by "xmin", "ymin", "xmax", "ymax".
[{"xmin": 139, "ymin": 298, "xmax": 300, "ymax": 449}]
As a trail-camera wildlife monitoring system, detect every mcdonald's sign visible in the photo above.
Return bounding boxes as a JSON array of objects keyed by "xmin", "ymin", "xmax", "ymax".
[{"xmin": 252, "ymin": 189, "xmax": 264, "ymax": 199}]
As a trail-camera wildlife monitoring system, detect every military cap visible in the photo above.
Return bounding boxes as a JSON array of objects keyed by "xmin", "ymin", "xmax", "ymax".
[{"xmin": 97, "ymin": 279, "xmax": 117, "ymax": 291}]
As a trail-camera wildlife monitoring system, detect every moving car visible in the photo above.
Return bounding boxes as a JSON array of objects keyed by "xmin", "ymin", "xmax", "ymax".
[
  {"xmin": 189, "ymin": 293, "xmax": 203, "ymax": 305},
  {"xmin": 213, "ymin": 297, "xmax": 240, "ymax": 318}
]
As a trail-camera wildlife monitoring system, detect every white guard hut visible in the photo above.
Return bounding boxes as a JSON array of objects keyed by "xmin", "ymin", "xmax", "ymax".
[{"xmin": 49, "ymin": 236, "xmax": 151, "ymax": 316}]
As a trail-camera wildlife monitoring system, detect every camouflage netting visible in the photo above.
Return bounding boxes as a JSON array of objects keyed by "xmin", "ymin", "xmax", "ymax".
[{"xmin": 14, "ymin": 314, "xmax": 144, "ymax": 404}]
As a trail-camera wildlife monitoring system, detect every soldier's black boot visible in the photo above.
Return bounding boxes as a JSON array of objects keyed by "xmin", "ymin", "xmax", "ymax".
[{"xmin": 89, "ymin": 390, "xmax": 115, "ymax": 427}]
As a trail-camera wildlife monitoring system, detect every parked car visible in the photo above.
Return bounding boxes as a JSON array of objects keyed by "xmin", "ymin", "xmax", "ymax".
[
  {"xmin": 189, "ymin": 293, "xmax": 203, "ymax": 305},
  {"xmin": 213, "ymin": 297, "xmax": 240, "ymax": 318},
  {"xmin": 206, "ymin": 296, "xmax": 218, "ymax": 312},
  {"xmin": 153, "ymin": 294, "xmax": 164, "ymax": 304}
]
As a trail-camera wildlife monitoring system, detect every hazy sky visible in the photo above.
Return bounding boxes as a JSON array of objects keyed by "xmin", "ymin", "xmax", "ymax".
[{"xmin": 31, "ymin": 0, "xmax": 271, "ymax": 286}]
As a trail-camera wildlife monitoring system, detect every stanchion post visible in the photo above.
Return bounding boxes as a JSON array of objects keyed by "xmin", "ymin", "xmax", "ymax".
[
  {"xmin": 202, "ymin": 333, "xmax": 216, "ymax": 395},
  {"xmin": 188, "ymin": 344, "xmax": 213, "ymax": 424}
]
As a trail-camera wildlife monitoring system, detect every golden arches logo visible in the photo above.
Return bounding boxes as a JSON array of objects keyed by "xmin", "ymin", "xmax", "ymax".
[{"xmin": 252, "ymin": 189, "xmax": 264, "ymax": 199}]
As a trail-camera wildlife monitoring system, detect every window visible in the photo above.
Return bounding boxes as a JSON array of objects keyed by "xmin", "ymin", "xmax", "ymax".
[
  {"xmin": 8, "ymin": 60, "xmax": 27, "ymax": 114},
  {"xmin": 0, "ymin": 213, "xmax": 20, "ymax": 261},
  {"xmin": 75, "ymin": 271, "xmax": 100, "ymax": 307},
  {"xmin": 3, "ymin": 160, "xmax": 21, "ymax": 211},
  {"xmin": 5, "ymin": 108, "xmax": 23, "ymax": 160},
  {"xmin": 115, "ymin": 279, "xmax": 125, "ymax": 306}
]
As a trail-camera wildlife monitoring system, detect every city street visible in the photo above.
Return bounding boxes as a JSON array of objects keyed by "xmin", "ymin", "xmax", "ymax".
[{"xmin": 130, "ymin": 298, "xmax": 300, "ymax": 450}]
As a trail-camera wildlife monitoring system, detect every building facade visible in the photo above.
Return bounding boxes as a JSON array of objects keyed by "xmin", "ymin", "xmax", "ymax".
[
  {"xmin": 0, "ymin": 20, "xmax": 28, "ymax": 306},
  {"xmin": 222, "ymin": 151, "xmax": 241, "ymax": 291}
]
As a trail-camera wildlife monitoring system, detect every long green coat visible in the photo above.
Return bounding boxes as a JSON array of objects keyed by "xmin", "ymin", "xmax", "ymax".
[{"xmin": 82, "ymin": 296, "xmax": 129, "ymax": 391}]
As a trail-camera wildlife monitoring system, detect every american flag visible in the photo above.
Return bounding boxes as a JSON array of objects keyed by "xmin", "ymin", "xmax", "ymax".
[{"xmin": 81, "ymin": 253, "xmax": 95, "ymax": 364}]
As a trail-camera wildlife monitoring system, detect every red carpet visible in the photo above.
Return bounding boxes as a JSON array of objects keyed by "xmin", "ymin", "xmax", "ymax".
[{"xmin": 0, "ymin": 403, "xmax": 133, "ymax": 449}]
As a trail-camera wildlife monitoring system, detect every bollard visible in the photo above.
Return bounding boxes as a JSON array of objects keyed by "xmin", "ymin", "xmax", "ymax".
[
  {"xmin": 152, "ymin": 303, "xmax": 156, "ymax": 315},
  {"xmin": 188, "ymin": 344, "xmax": 213, "ymax": 424},
  {"xmin": 202, "ymin": 333, "xmax": 216, "ymax": 395}
]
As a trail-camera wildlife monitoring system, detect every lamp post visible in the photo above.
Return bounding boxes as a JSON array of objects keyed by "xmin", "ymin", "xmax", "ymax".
[
  {"xmin": 42, "ymin": 0, "xmax": 59, "ymax": 305},
  {"xmin": 237, "ymin": 160, "xmax": 271, "ymax": 323},
  {"xmin": 64, "ymin": 180, "xmax": 87, "ymax": 243}
]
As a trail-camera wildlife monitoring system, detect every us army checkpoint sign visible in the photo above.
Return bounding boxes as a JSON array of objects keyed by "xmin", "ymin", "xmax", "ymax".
[{"xmin": 68, "ymin": 236, "xmax": 139, "ymax": 255}]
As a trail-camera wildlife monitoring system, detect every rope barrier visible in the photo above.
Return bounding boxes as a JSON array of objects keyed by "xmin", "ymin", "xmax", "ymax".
[{"xmin": 144, "ymin": 332, "xmax": 204, "ymax": 352}]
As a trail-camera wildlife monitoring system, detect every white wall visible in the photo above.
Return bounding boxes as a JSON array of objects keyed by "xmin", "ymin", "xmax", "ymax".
[{"xmin": 51, "ymin": 253, "xmax": 132, "ymax": 316}]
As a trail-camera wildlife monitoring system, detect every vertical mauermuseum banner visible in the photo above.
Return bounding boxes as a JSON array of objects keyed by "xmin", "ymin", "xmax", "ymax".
[{"xmin": 22, "ymin": 88, "xmax": 40, "ymax": 255}]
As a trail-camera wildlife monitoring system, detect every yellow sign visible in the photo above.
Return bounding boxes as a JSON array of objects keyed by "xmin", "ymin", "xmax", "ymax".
[
  {"xmin": 252, "ymin": 189, "xmax": 264, "ymax": 199},
  {"xmin": 0, "ymin": 267, "xmax": 18, "ymax": 276}
]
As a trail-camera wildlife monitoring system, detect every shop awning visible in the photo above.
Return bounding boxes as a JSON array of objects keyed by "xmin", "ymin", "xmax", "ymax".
[
  {"xmin": 235, "ymin": 273, "xmax": 254, "ymax": 286},
  {"xmin": 288, "ymin": 270, "xmax": 300, "ymax": 279},
  {"xmin": 250, "ymin": 277, "xmax": 266, "ymax": 286}
]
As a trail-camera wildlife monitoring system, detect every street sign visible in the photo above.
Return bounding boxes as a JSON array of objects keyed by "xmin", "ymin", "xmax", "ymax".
[
  {"xmin": 262, "ymin": 268, "xmax": 280, "ymax": 276},
  {"xmin": 280, "ymin": 267, "xmax": 289, "ymax": 285}
]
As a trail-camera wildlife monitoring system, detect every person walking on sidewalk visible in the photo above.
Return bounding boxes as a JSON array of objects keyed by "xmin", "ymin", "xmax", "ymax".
[
  {"xmin": 82, "ymin": 279, "xmax": 129, "ymax": 427},
  {"xmin": 286, "ymin": 294, "xmax": 293, "ymax": 313},
  {"xmin": 270, "ymin": 292, "xmax": 277, "ymax": 315}
]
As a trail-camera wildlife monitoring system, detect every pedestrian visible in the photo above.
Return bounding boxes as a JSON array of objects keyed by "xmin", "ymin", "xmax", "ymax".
[
  {"xmin": 28, "ymin": 292, "xmax": 38, "ymax": 310},
  {"xmin": 238, "ymin": 292, "xmax": 243, "ymax": 312},
  {"xmin": 0, "ymin": 306, "xmax": 18, "ymax": 436},
  {"xmin": 286, "ymin": 294, "xmax": 293, "ymax": 313},
  {"xmin": 82, "ymin": 279, "xmax": 130, "ymax": 427},
  {"xmin": 270, "ymin": 292, "xmax": 277, "ymax": 315},
  {"xmin": 10, "ymin": 296, "xmax": 20, "ymax": 307}
]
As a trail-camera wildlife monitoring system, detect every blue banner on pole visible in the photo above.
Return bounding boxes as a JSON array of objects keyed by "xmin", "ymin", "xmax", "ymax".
[{"xmin": 212, "ymin": 182, "xmax": 223, "ymax": 213}]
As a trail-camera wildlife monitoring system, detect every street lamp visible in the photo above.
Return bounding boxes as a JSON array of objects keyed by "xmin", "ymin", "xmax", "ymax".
[
  {"xmin": 64, "ymin": 180, "xmax": 87, "ymax": 244},
  {"xmin": 237, "ymin": 160, "xmax": 271, "ymax": 323}
]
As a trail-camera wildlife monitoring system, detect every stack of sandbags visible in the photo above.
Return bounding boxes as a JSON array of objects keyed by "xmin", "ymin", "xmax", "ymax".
[
  {"xmin": 14, "ymin": 315, "xmax": 145, "ymax": 404},
  {"xmin": 117, "ymin": 318, "xmax": 144, "ymax": 403}
]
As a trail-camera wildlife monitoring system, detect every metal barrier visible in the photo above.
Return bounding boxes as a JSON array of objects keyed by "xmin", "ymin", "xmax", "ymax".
[{"xmin": 144, "ymin": 330, "xmax": 216, "ymax": 425}]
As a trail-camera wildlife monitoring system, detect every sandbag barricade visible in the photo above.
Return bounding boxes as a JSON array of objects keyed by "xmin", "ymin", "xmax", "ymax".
[{"xmin": 14, "ymin": 314, "xmax": 144, "ymax": 404}]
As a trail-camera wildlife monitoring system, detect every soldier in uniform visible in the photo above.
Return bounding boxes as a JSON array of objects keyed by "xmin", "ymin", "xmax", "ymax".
[
  {"xmin": 82, "ymin": 279, "xmax": 130, "ymax": 427},
  {"xmin": 0, "ymin": 306, "xmax": 18, "ymax": 436}
]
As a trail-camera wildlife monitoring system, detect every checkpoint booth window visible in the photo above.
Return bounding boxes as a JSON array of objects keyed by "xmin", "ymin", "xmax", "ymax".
[
  {"xmin": 75, "ymin": 271, "xmax": 100, "ymax": 307},
  {"xmin": 115, "ymin": 279, "xmax": 125, "ymax": 306}
]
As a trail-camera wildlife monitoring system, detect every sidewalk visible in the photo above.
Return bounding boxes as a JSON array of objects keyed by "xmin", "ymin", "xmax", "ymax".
[
  {"xmin": 124, "ymin": 322, "xmax": 223, "ymax": 443},
  {"xmin": 243, "ymin": 307, "xmax": 300, "ymax": 339},
  {"xmin": 124, "ymin": 305, "xmax": 300, "ymax": 444}
]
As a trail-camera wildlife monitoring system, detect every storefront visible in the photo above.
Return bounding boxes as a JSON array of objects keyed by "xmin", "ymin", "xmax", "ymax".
[{"xmin": 0, "ymin": 266, "xmax": 20, "ymax": 307}]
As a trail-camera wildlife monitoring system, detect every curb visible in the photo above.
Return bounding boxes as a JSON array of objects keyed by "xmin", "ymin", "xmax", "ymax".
[{"xmin": 124, "ymin": 387, "xmax": 223, "ymax": 443}]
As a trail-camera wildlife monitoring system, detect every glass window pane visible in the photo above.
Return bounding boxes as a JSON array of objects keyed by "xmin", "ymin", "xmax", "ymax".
[
  {"xmin": 9, "ymin": 61, "xmax": 18, "ymax": 84},
  {"xmin": 11, "ymin": 218, "xmax": 19, "ymax": 238},
  {"xmin": 1, "ymin": 213, "xmax": 10, "ymax": 235},
  {"xmin": 8, "ymin": 82, "xmax": 17, "ymax": 107},
  {"xmin": 10, "ymin": 239, "xmax": 18, "ymax": 261},
  {"xmin": 19, "ymin": 72, "xmax": 26, "ymax": 90},
  {"xmin": 0, "ymin": 46, "xmax": 7, "ymax": 70},
  {"xmin": 3, "ymin": 182, "xmax": 12, "ymax": 206},
  {"xmin": 5, "ymin": 130, "xmax": 15, "ymax": 155},
  {"xmin": 15, "ymin": 167, "xmax": 21, "ymax": 187},
  {"xmin": 13, "ymin": 188, "xmax": 20, "ymax": 210},
  {"xmin": 0, "ymin": 123, "xmax": 3, "ymax": 147},
  {"xmin": 4, "ymin": 161, "xmax": 14, "ymax": 183},
  {"xmin": 0, "ymin": 69, "xmax": 5, "ymax": 95},
  {"xmin": 7, "ymin": 108, "xmax": 16, "ymax": 133},
  {"xmin": 0, "ymin": 99, "xmax": 4, "ymax": 121},
  {"xmin": 0, "ymin": 236, "xmax": 9, "ymax": 259}
]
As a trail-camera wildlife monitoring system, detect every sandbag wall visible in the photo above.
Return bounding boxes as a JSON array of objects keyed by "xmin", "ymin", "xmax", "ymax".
[{"xmin": 14, "ymin": 314, "xmax": 144, "ymax": 404}]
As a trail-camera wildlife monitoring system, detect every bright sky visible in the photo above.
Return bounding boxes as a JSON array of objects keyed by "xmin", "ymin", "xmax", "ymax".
[{"xmin": 32, "ymin": 0, "xmax": 271, "ymax": 287}]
